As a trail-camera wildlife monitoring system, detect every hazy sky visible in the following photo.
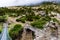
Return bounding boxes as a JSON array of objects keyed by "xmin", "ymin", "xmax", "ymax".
[{"xmin": 0, "ymin": 0, "xmax": 59, "ymax": 7}]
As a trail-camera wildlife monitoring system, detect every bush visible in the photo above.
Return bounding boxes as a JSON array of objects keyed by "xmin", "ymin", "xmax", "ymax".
[
  {"xmin": 52, "ymin": 18, "xmax": 58, "ymax": 22},
  {"xmin": 52, "ymin": 18, "xmax": 60, "ymax": 25},
  {"xmin": 43, "ymin": 16, "xmax": 51, "ymax": 21},
  {"xmin": 9, "ymin": 24, "xmax": 23, "ymax": 40},
  {"xmin": 16, "ymin": 16, "xmax": 26, "ymax": 23},
  {"xmin": 33, "ymin": 15, "xmax": 40, "ymax": 20},
  {"xmin": 9, "ymin": 13, "xmax": 17, "ymax": 17},
  {"xmin": 0, "ymin": 16, "xmax": 7, "ymax": 22},
  {"xmin": 26, "ymin": 15, "xmax": 33, "ymax": 21},
  {"xmin": 31, "ymin": 19, "xmax": 46, "ymax": 29},
  {"xmin": 31, "ymin": 16, "xmax": 51, "ymax": 29},
  {"xmin": 26, "ymin": 12, "xmax": 35, "ymax": 21}
]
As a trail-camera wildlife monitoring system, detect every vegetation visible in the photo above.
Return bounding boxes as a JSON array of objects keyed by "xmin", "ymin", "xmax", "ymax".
[
  {"xmin": 9, "ymin": 24, "xmax": 23, "ymax": 40},
  {"xmin": 0, "ymin": 23, "xmax": 3, "ymax": 33},
  {"xmin": 41, "ymin": 2, "xmax": 58, "ymax": 5},
  {"xmin": 31, "ymin": 16, "xmax": 51, "ymax": 29},
  {"xmin": 16, "ymin": 16, "xmax": 26, "ymax": 23},
  {"xmin": 0, "ymin": 2, "xmax": 60, "ymax": 40},
  {"xmin": 0, "ymin": 15, "xmax": 7, "ymax": 22},
  {"xmin": 26, "ymin": 13, "xmax": 35, "ymax": 21},
  {"xmin": 52, "ymin": 18, "xmax": 60, "ymax": 25}
]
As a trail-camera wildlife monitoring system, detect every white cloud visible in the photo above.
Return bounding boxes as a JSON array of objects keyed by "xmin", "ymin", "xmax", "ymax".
[
  {"xmin": 0, "ymin": 0, "xmax": 59, "ymax": 7},
  {"xmin": 0, "ymin": 0, "xmax": 15, "ymax": 7},
  {"xmin": 15, "ymin": 0, "xmax": 42, "ymax": 5}
]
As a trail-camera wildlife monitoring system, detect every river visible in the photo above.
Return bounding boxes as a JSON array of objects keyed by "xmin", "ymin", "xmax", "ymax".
[{"xmin": 1, "ymin": 23, "xmax": 11, "ymax": 40}]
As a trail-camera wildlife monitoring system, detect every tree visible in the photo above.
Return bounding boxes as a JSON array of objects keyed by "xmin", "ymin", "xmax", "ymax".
[{"xmin": 9, "ymin": 24, "xmax": 23, "ymax": 40}]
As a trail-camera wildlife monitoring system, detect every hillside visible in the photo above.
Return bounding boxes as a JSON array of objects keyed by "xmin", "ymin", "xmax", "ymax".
[{"xmin": 0, "ymin": 2, "xmax": 60, "ymax": 40}]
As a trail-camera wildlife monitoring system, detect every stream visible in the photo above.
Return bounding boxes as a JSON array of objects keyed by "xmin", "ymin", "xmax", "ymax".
[{"xmin": 1, "ymin": 23, "xmax": 11, "ymax": 40}]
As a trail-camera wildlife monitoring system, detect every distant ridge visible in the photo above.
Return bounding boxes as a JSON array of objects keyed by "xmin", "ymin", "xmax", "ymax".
[{"xmin": 28, "ymin": 1, "xmax": 59, "ymax": 6}]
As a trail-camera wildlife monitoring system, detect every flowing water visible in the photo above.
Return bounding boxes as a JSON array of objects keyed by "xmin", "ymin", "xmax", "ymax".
[{"xmin": 1, "ymin": 23, "xmax": 11, "ymax": 40}]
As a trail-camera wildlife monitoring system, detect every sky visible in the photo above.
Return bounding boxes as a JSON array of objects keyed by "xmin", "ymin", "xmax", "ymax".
[{"xmin": 0, "ymin": 0, "xmax": 59, "ymax": 7}]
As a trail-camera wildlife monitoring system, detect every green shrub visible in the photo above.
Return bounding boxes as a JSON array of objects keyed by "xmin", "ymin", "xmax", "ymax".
[
  {"xmin": 9, "ymin": 24, "xmax": 23, "ymax": 40},
  {"xmin": 31, "ymin": 19, "xmax": 46, "ymax": 29},
  {"xmin": 52, "ymin": 18, "xmax": 60, "ymax": 25},
  {"xmin": 9, "ymin": 13, "xmax": 17, "ymax": 17},
  {"xmin": 43, "ymin": 16, "xmax": 51, "ymax": 21},
  {"xmin": 26, "ymin": 15, "xmax": 33, "ymax": 21},
  {"xmin": 33, "ymin": 15, "xmax": 40, "ymax": 20},
  {"xmin": 0, "ymin": 16, "xmax": 7, "ymax": 22},
  {"xmin": 26, "ymin": 12, "xmax": 35, "ymax": 21},
  {"xmin": 52, "ymin": 18, "xmax": 58, "ymax": 22},
  {"xmin": 31, "ymin": 16, "xmax": 51, "ymax": 29},
  {"xmin": 16, "ymin": 16, "xmax": 26, "ymax": 23}
]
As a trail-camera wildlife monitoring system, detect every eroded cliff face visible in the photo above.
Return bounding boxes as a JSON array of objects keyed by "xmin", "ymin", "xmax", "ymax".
[
  {"xmin": 22, "ymin": 29, "xmax": 34, "ymax": 40},
  {"xmin": 20, "ymin": 21, "xmax": 59, "ymax": 40}
]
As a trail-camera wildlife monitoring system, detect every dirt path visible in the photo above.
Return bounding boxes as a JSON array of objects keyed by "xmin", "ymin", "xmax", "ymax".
[{"xmin": 7, "ymin": 17, "xmax": 24, "ymax": 26}]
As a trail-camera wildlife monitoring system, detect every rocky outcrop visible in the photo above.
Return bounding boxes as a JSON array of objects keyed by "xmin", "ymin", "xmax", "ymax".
[{"xmin": 21, "ymin": 22, "xmax": 59, "ymax": 40}]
